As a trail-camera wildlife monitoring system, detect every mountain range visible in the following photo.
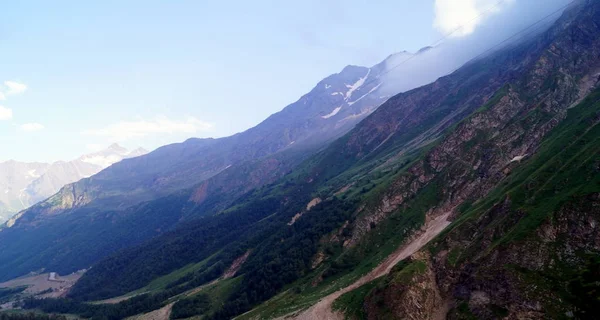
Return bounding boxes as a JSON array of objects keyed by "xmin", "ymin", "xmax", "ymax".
[
  {"xmin": 0, "ymin": 144, "xmax": 147, "ymax": 222},
  {"xmin": 1, "ymin": 1, "xmax": 599, "ymax": 319},
  {"xmin": 0, "ymin": 48, "xmax": 444, "ymax": 281}
]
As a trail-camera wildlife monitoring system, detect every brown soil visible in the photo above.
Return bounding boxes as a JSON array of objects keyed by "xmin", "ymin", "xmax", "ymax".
[{"xmin": 223, "ymin": 250, "xmax": 251, "ymax": 279}]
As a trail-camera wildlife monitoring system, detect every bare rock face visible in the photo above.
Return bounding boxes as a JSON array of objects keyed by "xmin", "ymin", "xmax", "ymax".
[
  {"xmin": 364, "ymin": 252, "xmax": 444, "ymax": 320},
  {"xmin": 437, "ymin": 194, "xmax": 600, "ymax": 320}
]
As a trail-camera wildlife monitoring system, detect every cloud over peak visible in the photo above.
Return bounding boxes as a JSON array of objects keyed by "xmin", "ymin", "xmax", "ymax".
[
  {"xmin": 82, "ymin": 116, "xmax": 214, "ymax": 141},
  {"xmin": 434, "ymin": 0, "xmax": 515, "ymax": 37}
]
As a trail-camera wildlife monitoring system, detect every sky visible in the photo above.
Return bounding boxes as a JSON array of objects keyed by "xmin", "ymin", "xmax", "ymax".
[{"xmin": 0, "ymin": 0, "xmax": 567, "ymax": 162}]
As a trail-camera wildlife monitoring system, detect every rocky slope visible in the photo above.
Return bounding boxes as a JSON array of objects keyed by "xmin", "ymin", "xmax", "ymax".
[
  {"xmin": 356, "ymin": 88, "xmax": 600, "ymax": 320},
  {"xmin": 326, "ymin": 1, "xmax": 600, "ymax": 319}
]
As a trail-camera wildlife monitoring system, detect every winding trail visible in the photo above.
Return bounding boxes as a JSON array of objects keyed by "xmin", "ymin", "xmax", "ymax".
[{"xmin": 286, "ymin": 212, "xmax": 452, "ymax": 320}]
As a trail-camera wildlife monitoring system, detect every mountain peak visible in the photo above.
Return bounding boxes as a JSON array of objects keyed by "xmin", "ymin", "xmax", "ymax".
[
  {"xmin": 339, "ymin": 65, "xmax": 369, "ymax": 75},
  {"xmin": 107, "ymin": 143, "xmax": 127, "ymax": 152}
]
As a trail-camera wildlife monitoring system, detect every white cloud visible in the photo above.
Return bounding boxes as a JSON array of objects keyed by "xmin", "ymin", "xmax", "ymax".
[
  {"xmin": 3, "ymin": 81, "xmax": 28, "ymax": 96},
  {"xmin": 0, "ymin": 92, "xmax": 5, "ymax": 101},
  {"xmin": 20, "ymin": 122, "xmax": 45, "ymax": 132},
  {"xmin": 434, "ymin": 0, "xmax": 514, "ymax": 37},
  {"xmin": 82, "ymin": 116, "xmax": 214, "ymax": 141},
  {"xmin": 0, "ymin": 106, "xmax": 13, "ymax": 120}
]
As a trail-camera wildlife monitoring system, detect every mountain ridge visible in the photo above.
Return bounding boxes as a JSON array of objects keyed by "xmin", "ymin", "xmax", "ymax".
[{"xmin": 0, "ymin": 52, "xmax": 414, "ymax": 281}]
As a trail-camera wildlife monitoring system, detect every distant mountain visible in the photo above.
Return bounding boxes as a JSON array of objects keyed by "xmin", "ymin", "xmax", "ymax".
[{"xmin": 0, "ymin": 144, "xmax": 147, "ymax": 222}]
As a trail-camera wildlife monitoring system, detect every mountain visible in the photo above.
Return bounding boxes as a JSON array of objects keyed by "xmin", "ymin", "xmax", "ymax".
[
  {"xmin": 0, "ymin": 48, "xmax": 456, "ymax": 281},
  {"xmin": 19, "ymin": 1, "xmax": 600, "ymax": 319},
  {"xmin": 0, "ymin": 144, "xmax": 147, "ymax": 222},
  {"xmin": 12, "ymin": 62, "xmax": 393, "ymax": 220}
]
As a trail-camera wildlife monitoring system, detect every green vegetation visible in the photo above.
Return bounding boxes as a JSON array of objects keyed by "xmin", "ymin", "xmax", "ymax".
[
  {"xmin": 141, "ymin": 255, "xmax": 216, "ymax": 293},
  {"xmin": 449, "ymin": 88, "xmax": 600, "ymax": 248},
  {"xmin": 427, "ymin": 89, "xmax": 600, "ymax": 318},
  {"xmin": 236, "ymin": 178, "xmax": 437, "ymax": 320},
  {"xmin": 170, "ymin": 294, "xmax": 210, "ymax": 319},
  {"xmin": 0, "ymin": 314, "xmax": 68, "ymax": 320},
  {"xmin": 450, "ymin": 302, "xmax": 479, "ymax": 320},
  {"xmin": 209, "ymin": 199, "xmax": 359, "ymax": 319},
  {"xmin": 447, "ymin": 248, "xmax": 462, "ymax": 267},
  {"xmin": 0, "ymin": 286, "xmax": 27, "ymax": 303},
  {"xmin": 391, "ymin": 260, "xmax": 426, "ymax": 284},
  {"xmin": 332, "ymin": 278, "xmax": 383, "ymax": 320},
  {"xmin": 498, "ymin": 93, "xmax": 600, "ymax": 244},
  {"xmin": 70, "ymin": 196, "xmax": 283, "ymax": 300},
  {"xmin": 22, "ymin": 292, "xmax": 170, "ymax": 320},
  {"xmin": 332, "ymin": 259, "xmax": 426, "ymax": 320}
]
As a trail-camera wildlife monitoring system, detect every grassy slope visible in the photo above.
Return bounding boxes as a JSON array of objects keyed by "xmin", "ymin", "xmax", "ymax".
[{"xmin": 331, "ymin": 87, "xmax": 600, "ymax": 320}]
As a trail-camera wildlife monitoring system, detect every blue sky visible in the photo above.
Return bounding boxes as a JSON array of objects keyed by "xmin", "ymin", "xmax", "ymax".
[{"xmin": 0, "ymin": 0, "xmax": 526, "ymax": 162}]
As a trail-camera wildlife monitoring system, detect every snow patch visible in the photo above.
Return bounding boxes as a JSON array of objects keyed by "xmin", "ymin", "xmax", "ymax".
[
  {"xmin": 344, "ymin": 69, "xmax": 370, "ymax": 100},
  {"xmin": 348, "ymin": 83, "xmax": 381, "ymax": 106},
  {"xmin": 331, "ymin": 92, "xmax": 342, "ymax": 96},
  {"xmin": 510, "ymin": 155, "xmax": 527, "ymax": 163},
  {"xmin": 324, "ymin": 84, "xmax": 331, "ymax": 89},
  {"xmin": 27, "ymin": 169, "xmax": 40, "ymax": 178},
  {"xmin": 321, "ymin": 106, "xmax": 342, "ymax": 119}
]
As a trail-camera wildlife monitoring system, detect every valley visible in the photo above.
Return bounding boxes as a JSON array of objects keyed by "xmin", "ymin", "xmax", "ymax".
[{"xmin": 1, "ymin": 1, "xmax": 599, "ymax": 319}]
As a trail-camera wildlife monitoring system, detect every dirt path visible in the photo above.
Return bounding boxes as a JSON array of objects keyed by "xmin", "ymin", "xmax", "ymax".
[
  {"xmin": 286, "ymin": 212, "xmax": 452, "ymax": 320},
  {"xmin": 93, "ymin": 291, "xmax": 148, "ymax": 304}
]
